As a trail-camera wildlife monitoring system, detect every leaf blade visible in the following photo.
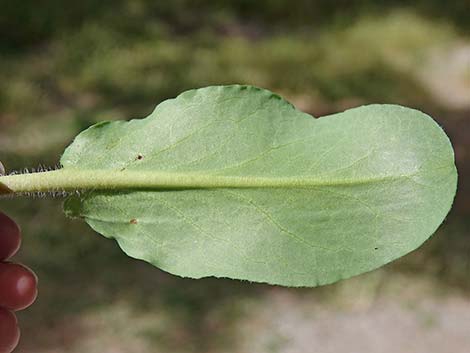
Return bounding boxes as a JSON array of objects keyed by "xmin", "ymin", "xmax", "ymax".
[{"xmin": 62, "ymin": 85, "xmax": 457, "ymax": 286}]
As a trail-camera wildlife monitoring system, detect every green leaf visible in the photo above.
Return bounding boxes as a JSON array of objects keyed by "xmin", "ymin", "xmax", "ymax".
[{"xmin": 51, "ymin": 85, "xmax": 459, "ymax": 286}]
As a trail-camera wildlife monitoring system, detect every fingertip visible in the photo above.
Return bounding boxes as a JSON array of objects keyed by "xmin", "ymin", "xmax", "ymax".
[
  {"xmin": 0, "ymin": 212, "xmax": 21, "ymax": 261},
  {"xmin": 15, "ymin": 264, "xmax": 38, "ymax": 311},
  {"xmin": 0, "ymin": 307, "xmax": 20, "ymax": 353},
  {"xmin": 0, "ymin": 263, "xmax": 38, "ymax": 312}
]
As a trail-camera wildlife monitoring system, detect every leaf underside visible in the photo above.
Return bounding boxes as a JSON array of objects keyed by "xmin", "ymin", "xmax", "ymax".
[{"xmin": 62, "ymin": 85, "xmax": 457, "ymax": 287}]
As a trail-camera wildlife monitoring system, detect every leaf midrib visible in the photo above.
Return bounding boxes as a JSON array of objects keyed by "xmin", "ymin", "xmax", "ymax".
[{"xmin": 0, "ymin": 166, "xmax": 451, "ymax": 195}]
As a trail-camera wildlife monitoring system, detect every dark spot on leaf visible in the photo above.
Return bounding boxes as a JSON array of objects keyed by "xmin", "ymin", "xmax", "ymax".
[
  {"xmin": 130, "ymin": 218, "xmax": 138, "ymax": 224},
  {"xmin": 374, "ymin": 247, "xmax": 378, "ymax": 250},
  {"xmin": 136, "ymin": 154, "xmax": 144, "ymax": 160}
]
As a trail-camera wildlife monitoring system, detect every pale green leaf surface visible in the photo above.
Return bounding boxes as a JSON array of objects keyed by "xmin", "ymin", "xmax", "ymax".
[{"xmin": 62, "ymin": 85, "xmax": 457, "ymax": 286}]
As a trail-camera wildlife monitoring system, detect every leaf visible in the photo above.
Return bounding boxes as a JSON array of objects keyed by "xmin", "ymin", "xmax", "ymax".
[{"xmin": 61, "ymin": 85, "xmax": 457, "ymax": 287}]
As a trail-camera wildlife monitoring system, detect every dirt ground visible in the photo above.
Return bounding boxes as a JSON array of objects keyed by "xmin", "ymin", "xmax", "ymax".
[
  {"xmin": 236, "ymin": 277, "xmax": 470, "ymax": 353},
  {"xmin": 15, "ymin": 271, "xmax": 470, "ymax": 353}
]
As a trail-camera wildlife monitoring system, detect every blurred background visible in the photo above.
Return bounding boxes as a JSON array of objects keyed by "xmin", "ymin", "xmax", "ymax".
[{"xmin": 0, "ymin": 1, "xmax": 469, "ymax": 352}]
